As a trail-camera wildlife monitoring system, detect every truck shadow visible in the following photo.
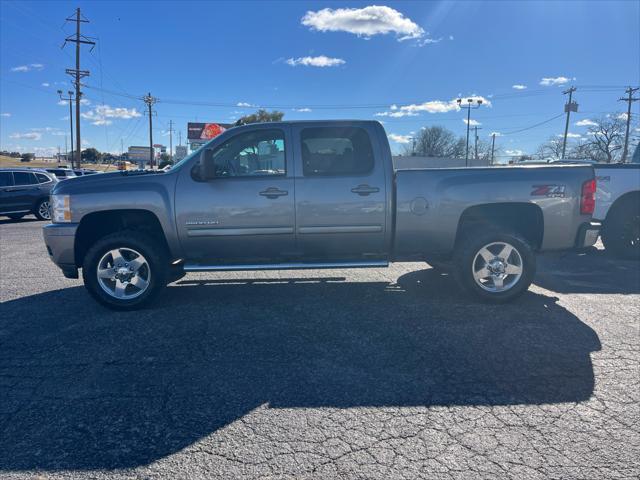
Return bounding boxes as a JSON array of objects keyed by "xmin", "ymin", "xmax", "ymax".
[
  {"xmin": 0, "ymin": 269, "xmax": 601, "ymax": 471},
  {"xmin": 535, "ymin": 247, "xmax": 640, "ymax": 294}
]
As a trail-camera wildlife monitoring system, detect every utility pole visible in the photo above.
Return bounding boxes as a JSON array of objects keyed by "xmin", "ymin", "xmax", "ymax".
[
  {"xmin": 618, "ymin": 86, "xmax": 639, "ymax": 163},
  {"xmin": 168, "ymin": 120, "xmax": 174, "ymax": 162},
  {"xmin": 490, "ymin": 133, "xmax": 496, "ymax": 165},
  {"xmin": 143, "ymin": 92, "xmax": 157, "ymax": 170},
  {"xmin": 178, "ymin": 130, "xmax": 182, "ymax": 146},
  {"xmin": 457, "ymin": 97, "xmax": 483, "ymax": 166},
  {"xmin": 57, "ymin": 90, "xmax": 75, "ymax": 167},
  {"xmin": 561, "ymin": 86, "xmax": 578, "ymax": 159},
  {"xmin": 63, "ymin": 136, "xmax": 67, "ymax": 165},
  {"xmin": 63, "ymin": 8, "xmax": 95, "ymax": 170},
  {"xmin": 121, "ymin": 138, "xmax": 124, "ymax": 158},
  {"xmin": 473, "ymin": 126, "xmax": 482, "ymax": 161}
]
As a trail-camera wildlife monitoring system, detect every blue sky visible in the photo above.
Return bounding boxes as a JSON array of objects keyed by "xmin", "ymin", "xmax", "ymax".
[{"xmin": 1, "ymin": 0, "xmax": 638, "ymax": 161}]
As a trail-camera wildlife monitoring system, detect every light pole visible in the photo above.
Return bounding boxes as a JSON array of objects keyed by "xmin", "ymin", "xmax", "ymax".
[
  {"xmin": 57, "ymin": 90, "xmax": 75, "ymax": 166},
  {"xmin": 457, "ymin": 98, "xmax": 483, "ymax": 166}
]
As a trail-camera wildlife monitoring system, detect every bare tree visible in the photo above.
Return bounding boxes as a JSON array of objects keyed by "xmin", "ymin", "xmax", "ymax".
[
  {"xmin": 584, "ymin": 115, "xmax": 625, "ymax": 163},
  {"xmin": 536, "ymin": 136, "xmax": 564, "ymax": 161},
  {"xmin": 406, "ymin": 126, "xmax": 466, "ymax": 158}
]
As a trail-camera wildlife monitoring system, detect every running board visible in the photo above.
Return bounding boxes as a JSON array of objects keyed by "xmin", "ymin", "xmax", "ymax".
[{"xmin": 183, "ymin": 260, "xmax": 389, "ymax": 272}]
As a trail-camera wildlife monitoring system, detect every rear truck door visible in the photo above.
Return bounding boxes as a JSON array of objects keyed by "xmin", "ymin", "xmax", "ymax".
[
  {"xmin": 174, "ymin": 125, "xmax": 296, "ymax": 263},
  {"xmin": 291, "ymin": 123, "xmax": 388, "ymax": 260}
]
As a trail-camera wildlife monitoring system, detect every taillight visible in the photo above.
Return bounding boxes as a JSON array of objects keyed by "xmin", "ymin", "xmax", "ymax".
[{"xmin": 580, "ymin": 178, "xmax": 596, "ymax": 215}]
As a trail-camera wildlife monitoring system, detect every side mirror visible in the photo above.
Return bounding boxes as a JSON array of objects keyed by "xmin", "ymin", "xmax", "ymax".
[{"xmin": 199, "ymin": 149, "xmax": 215, "ymax": 180}]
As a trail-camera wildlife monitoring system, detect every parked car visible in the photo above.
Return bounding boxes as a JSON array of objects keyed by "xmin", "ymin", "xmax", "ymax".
[
  {"xmin": 73, "ymin": 169, "xmax": 99, "ymax": 176},
  {"xmin": 0, "ymin": 168, "xmax": 57, "ymax": 220},
  {"xmin": 43, "ymin": 120, "xmax": 599, "ymax": 310},
  {"xmin": 45, "ymin": 168, "xmax": 77, "ymax": 180},
  {"xmin": 593, "ymin": 163, "xmax": 640, "ymax": 259}
]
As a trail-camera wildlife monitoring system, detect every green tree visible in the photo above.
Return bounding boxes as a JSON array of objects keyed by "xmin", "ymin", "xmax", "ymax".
[
  {"xmin": 81, "ymin": 148, "xmax": 101, "ymax": 163},
  {"xmin": 235, "ymin": 109, "xmax": 284, "ymax": 126},
  {"xmin": 20, "ymin": 152, "xmax": 35, "ymax": 162}
]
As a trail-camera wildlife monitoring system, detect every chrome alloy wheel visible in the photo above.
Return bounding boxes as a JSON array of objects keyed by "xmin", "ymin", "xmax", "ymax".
[
  {"xmin": 38, "ymin": 200, "xmax": 51, "ymax": 220},
  {"xmin": 97, "ymin": 247, "xmax": 151, "ymax": 300},
  {"xmin": 472, "ymin": 241, "xmax": 523, "ymax": 293}
]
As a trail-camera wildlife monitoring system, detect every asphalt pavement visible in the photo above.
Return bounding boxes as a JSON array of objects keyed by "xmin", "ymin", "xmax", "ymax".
[{"xmin": 1, "ymin": 218, "xmax": 639, "ymax": 479}]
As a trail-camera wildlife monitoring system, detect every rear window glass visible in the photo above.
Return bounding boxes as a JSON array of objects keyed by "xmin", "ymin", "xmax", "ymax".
[
  {"xmin": 301, "ymin": 127, "xmax": 374, "ymax": 176},
  {"xmin": 13, "ymin": 172, "xmax": 36, "ymax": 185},
  {"xmin": 0, "ymin": 172, "xmax": 13, "ymax": 187},
  {"xmin": 36, "ymin": 173, "xmax": 51, "ymax": 183}
]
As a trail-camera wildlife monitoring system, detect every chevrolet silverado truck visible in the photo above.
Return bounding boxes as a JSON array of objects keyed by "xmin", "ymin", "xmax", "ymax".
[{"xmin": 43, "ymin": 120, "xmax": 600, "ymax": 310}]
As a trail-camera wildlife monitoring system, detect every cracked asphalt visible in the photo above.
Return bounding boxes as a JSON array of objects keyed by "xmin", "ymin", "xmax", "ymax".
[{"xmin": 1, "ymin": 218, "xmax": 639, "ymax": 479}]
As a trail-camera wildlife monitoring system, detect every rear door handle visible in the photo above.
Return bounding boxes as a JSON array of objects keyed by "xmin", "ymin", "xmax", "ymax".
[
  {"xmin": 259, "ymin": 187, "xmax": 288, "ymax": 199},
  {"xmin": 351, "ymin": 184, "xmax": 380, "ymax": 196}
]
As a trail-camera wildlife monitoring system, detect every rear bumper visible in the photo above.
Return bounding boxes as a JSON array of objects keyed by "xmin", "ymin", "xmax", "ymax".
[
  {"xmin": 575, "ymin": 221, "xmax": 601, "ymax": 248},
  {"xmin": 43, "ymin": 223, "xmax": 79, "ymax": 278}
]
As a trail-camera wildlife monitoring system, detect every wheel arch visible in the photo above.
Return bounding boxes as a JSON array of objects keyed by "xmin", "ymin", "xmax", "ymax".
[
  {"xmin": 455, "ymin": 202, "xmax": 544, "ymax": 251},
  {"xmin": 74, "ymin": 209, "xmax": 170, "ymax": 267},
  {"xmin": 604, "ymin": 190, "xmax": 640, "ymax": 226}
]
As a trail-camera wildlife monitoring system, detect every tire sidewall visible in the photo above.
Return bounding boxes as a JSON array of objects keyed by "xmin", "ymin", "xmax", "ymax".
[
  {"xmin": 602, "ymin": 199, "xmax": 640, "ymax": 260},
  {"xmin": 455, "ymin": 231, "xmax": 536, "ymax": 303},
  {"xmin": 82, "ymin": 231, "xmax": 168, "ymax": 310}
]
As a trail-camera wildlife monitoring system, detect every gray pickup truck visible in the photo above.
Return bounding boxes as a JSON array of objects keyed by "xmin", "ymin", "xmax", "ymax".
[{"xmin": 43, "ymin": 120, "xmax": 599, "ymax": 309}]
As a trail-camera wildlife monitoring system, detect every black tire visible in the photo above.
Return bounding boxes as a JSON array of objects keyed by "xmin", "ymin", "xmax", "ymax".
[
  {"xmin": 82, "ymin": 230, "xmax": 169, "ymax": 310},
  {"xmin": 601, "ymin": 198, "xmax": 640, "ymax": 260},
  {"xmin": 7, "ymin": 213, "xmax": 25, "ymax": 220},
  {"xmin": 33, "ymin": 198, "xmax": 51, "ymax": 221},
  {"xmin": 453, "ymin": 230, "xmax": 536, "ymax": 303}
]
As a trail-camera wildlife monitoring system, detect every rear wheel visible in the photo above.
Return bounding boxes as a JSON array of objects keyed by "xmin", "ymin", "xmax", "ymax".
[
  {"xmin": 34, "ymin": 198, "xmax": 51, "ymax": 221},
  {"xmin": 82, "ymin": 230, "xmax": 168, "ymax": 310},
  {"xmin": 454, "ymin": 230, "xmax": 536, "ymax": 303},
  {"xmin": 601, "ymin": 198, "xmax": 640, "ymax": 260}
]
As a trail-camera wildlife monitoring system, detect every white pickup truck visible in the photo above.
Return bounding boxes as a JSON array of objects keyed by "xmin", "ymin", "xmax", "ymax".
[{"xmin": 594, "ymin": 163, "xmax": 640, "ymax": 259}]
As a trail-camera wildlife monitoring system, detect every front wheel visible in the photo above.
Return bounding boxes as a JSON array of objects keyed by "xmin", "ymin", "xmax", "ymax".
[
  {"xmin": 34, "ymin": 198, "xmax": 51, "ymax": 221},
  {"xmin": 82, "ymin": 231, "xmax": 169, "ymax": 310},
  {"xmin": 454, "ymin": 230, "xmax": 536, "ymax": 303}
]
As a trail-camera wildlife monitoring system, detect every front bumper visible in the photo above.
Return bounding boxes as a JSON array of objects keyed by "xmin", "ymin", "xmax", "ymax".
[
  {"xmin": 575, "ymin": 221, "xmax": 601, "ymax": 248},
  {"xmin": 43, "ymin": 223, "xmax": 79, "ymax": 278}
]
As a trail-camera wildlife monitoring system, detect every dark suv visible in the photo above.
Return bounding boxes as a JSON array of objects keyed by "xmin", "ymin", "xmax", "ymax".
[{"xmin": 0, "ymin": 168, "xmax": 57, "ymax": 220}]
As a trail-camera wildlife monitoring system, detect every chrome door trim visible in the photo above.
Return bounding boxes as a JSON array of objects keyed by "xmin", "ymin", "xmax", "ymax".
[{"xmin": 186, "ymin": 226, "xmax": 295, "ymax": 237}]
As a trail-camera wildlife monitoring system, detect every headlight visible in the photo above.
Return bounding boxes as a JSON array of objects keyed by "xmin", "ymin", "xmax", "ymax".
[{"xmin": 51, "ymin": 194, "xmax": 71, "ymax": 222}]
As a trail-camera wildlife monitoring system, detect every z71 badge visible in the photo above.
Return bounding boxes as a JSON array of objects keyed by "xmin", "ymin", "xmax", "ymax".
[{"xmin": 531, "ymin": 185, "xmax": 566, "ymax": 198}]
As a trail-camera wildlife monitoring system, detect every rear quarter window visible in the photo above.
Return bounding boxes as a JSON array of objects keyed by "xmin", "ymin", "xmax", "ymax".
[{"xmin": 0, "ymin": 172, "xmax": 13, "ymax": 187}]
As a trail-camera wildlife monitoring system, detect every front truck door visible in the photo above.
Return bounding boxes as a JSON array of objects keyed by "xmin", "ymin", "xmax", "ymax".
[
  {"xmin": 175, "ymin": 126, "xmax": 296, "ymax": 264},
  {"xmin": 292, "ymin": 124, "xmax": 388, "ymax": 260}
]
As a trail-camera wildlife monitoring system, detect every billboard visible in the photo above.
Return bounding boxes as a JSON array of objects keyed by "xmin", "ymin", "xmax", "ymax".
[
  {"xmin": 128, "ymin": 146, "xmax": 152, "ymax": 161},
  {"xmin": 187, "ymin": 122, "xmax": 232, "ymax": 141}
]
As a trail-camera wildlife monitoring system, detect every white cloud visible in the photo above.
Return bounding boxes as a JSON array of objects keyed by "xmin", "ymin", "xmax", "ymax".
[
  {"xmin": 41, "ymin": 82, "xmax": 50, "ymax": 87},
  {"xmin": 377, "ymin": 95, "xmax": 491, "ymax": 117},
  {"xmin": 286, "ymin": 55, "xmax": 345, "ymax": 67},
  {"xmin": 292, "ymin": 108, "xmax": 312, "ymax": 112},
  {"xmin": 0, "ymin": 113, "xmax": 10, "ymax": 117},
  {"xmin": 374, "ymin": 110, "xmax": 418, "ymax": 118},
  {"xmin": 388, "ymin": 133, "xmax": 412, "ymax": 144},
  {"xmin": 463, "ymin": 119, "xmax": 481, "ymax": 126},
  {"xmin": 449, "ymin": 35, "xmax": 454, "ymax": 40},
  {"xmin": 512, "ymin": 84, "xmax": 527, "ymax": 90},
  {"xmin": 575, "ymin": 119, "xmax": 597, "ymax": 127},
  {"xmin": 557, "ymin": 133, "xmax": 582, "ymax": 138},
  {"xmin": 58, "ymin": 100, "xmax": 69, "ymax": 106},
  {"xmin": 539, "ymin": 76, "xmax": 575, "ymax": 86},
  {"xmin": 490, "ymin": 131, "xmax": 502, "ymax": 137},
  {"xmin": 10, "ymin": 63, "xmax": 44, "ymax": 72},
  {"xmin": 80, "ymin": 98, "xmax": 91, "ymax": 106},
  {"xmin": 617, "ymin": 112, "xmax": 629, "ymax": 120},
  {"xmin": 301, "ymin": 6, "xmax": 425, "ymax": 42},
  {"xmin": 81, "ymin": 105, "xmax": 142, "ymax": 125},
  {"xmin": 505, "ymin": 149, "xmax": 524, "ymax": 156},
  {"xmin": 9, "ymin": 132, "xmax": 42, "ymax": 140},
  {"xmin": 237, "ymin": 102, "xmax": 253, "ymax": 107}
]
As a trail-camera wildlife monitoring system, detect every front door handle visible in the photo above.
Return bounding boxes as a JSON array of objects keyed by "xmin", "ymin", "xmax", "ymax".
[
  {"xmin": 259, "ymin": 187, "xmax": 288, "ymax": 199},
  {"xmin": 351, "ymin": 184, "xmax": 380, "ymax": 196}
]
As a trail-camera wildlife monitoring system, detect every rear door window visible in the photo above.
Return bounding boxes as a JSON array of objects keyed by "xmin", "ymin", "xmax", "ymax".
[
  {"xmin": 301, "ymin": 127, "xmax": 374, "ymax": 177},
  {"xmin": 13, "ymin": 172, "xmax": 37, "ymax": 185},
  {"xmin": 0, "ymin": 172, "xmax": 13, "ymax": 187}
]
